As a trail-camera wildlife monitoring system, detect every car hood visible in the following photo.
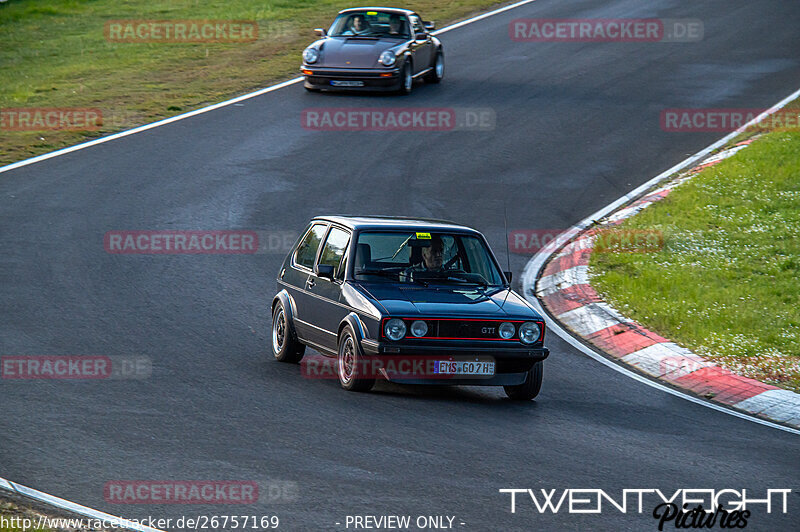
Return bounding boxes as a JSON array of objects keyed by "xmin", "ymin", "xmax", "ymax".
[
  {"xmin": 319, "ymin": 37, "xmax": 401, "ymax": 68},
  {"xmin": 356, "ymin": 283, "xmax": 542, "ymax": 319}
]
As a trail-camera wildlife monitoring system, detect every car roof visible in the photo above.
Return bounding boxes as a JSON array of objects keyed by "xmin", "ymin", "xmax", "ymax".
[
  {"xmin": 338, "ymin": 7, "xmax": 416, "ymax": 17},
  {"xmin": 311, "ymin": 215, "xmax": 480, "ymax": 234}
]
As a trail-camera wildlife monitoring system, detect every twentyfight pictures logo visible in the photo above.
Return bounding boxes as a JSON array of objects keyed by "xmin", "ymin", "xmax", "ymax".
[
  {"xmin": 500, "ymin": 489, "xmax": 792, "ymax": 529},
  {"xmin": 104, "ymin": 20, "xmax": 258, "ymax": 43},
  {"xmin": 509, "ymin": 18, "xmax": 703, "ymax": 42},
  {"xmin": 1, "ymin": 356, "xmax": 151, "ymax": 379},
  {"xmin": 301, "ymin": 108, "xmax": 495, "ymax": 131}
]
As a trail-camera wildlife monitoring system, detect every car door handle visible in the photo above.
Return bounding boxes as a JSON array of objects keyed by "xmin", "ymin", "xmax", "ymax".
[{"xmin": 306, "ymin": 277, "xmax": 315, "ymax": 289}]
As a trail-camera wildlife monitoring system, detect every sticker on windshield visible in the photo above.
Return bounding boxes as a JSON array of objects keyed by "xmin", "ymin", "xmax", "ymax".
[
  {"xmin": 415, "ymin": 232, "xmax": 431, "ymax": 240},
  {"xmin": 366, "ymin": 11, "xmax": 378, "ymax": 15}
]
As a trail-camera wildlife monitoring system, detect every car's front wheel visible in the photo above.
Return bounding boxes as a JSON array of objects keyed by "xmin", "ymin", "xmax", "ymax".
[
  {"xmin": 272, "ymin": 302, "xmax": 305, "ymax": 363},
  {"xmin": 337, "ymin": 327, "xmax": 375, "ymax": 392},
  {"xmin": 504, "ymin": 361, "xmax": 543, "ymax": 400},
  {"xmin": 398, "ymin": 60, "xmax": 413, "ymax": 95},
  {"xmin": 424, "ymin": 50, "xmax": 444, "ymax": 83}
]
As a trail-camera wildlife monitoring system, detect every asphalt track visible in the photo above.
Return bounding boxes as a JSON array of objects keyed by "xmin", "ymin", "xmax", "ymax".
[{"xmin": 2, "ymin": 0, "xmax": 800, "ymax": 530}]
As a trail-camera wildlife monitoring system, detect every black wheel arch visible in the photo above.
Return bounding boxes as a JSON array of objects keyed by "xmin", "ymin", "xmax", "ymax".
[
  {"xmin": 338, "ymin": 312, "xmax": 368, "ymax": 356},
  {"xmin": 273, "ymin": 290, "xmax": 299, "ymax": 342}
]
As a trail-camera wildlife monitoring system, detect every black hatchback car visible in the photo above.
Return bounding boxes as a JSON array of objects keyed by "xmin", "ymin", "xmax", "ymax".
[{"xmin": 271, "ymin": 216, "xmax": 549, "ymax": 399}]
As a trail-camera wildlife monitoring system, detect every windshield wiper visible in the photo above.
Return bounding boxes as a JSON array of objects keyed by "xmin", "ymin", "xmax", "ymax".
[
  {"xmin": 355, "ymin": 269, "xmax": 398, "ymax": 280},
  {"xmin": 443, "ymin": 274, "xmax": 488, "ymax": 287},
  {"xmin": 390, "ymin": 235, "xmax": 414, "ymax": 260}
]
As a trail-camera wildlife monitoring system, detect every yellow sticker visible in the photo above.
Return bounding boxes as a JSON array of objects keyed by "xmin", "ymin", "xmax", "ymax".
[
  {"xmin": 415, "ymin": 232, "xmax": 431, "ymax": 239},
  {"xmin": 366, "ymin": 11, "xmax": 378, "ymax": 15}
]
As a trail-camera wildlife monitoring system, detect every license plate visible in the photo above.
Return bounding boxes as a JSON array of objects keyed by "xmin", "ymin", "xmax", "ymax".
[
  {"xmin": 434, "ymin": 360, "xmax": 495, "ymax": 376},
  {"xmin": 330, "ymin": 80, "xmax": 364, "ymax": 87}
]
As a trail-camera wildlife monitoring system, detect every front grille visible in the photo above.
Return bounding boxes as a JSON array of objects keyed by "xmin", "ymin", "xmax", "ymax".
[
  {"xmin": 436, "ymin": 320, "xmax": 518, "ymax": 340},
  {"xmin": 385, "ymin": 318, "xmax": 541, "ymax": 342}
]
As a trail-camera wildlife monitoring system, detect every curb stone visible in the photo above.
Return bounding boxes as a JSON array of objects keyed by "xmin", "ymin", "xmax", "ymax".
[{"xmin": 533, "ymin": 138, "xmax": 800, "ymax": 429}]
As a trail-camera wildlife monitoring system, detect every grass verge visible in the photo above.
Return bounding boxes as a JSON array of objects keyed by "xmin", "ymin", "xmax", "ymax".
[
  {"xmin": 0, "ymin": 0, "xmax": 511, "ymax": 165},
  {"xmin": 590, "ymin": 117, "xmax": 800, "ymax": 392}
]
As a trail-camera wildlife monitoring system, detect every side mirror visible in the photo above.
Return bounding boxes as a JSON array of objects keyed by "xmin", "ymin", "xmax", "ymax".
[
  {"xmin": 504, "ymin": 271, "xmax": 513, "ymax": 282},
  {"xmin": 314, "ymin": 28, "xmax": 327, "ymax": 37},
  {"xmin": 414, "ymin": 30, "xmax": 428, "ymax": 40},
  {"xmin": 423, "ymin": 21, "xmax": 435, "ymax": 31},
  {"xmin": 316, "ymin": 263, "xmax": 335, "ymax": 280}
]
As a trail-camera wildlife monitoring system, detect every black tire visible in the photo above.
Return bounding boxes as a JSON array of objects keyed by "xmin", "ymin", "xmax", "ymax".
[
  {"xmin": 398, "ymin": 60, "xmax": 413, "ymax": 95},
  {"xmin": 424, "ymin": 50, "xmax": 444, "ymax": 83},
  {"xmin": 272, "ymin": 302, "xmax": 305, "ymax": 363},
  {"xmin": 504, "ymin": 361, "xmax": 543, "ymax": 400},
  {"xmin": 337, "ymin": 327, "xmax": 375, "ymax": 392}
]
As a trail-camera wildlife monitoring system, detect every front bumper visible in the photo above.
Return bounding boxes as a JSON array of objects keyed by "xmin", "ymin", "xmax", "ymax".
[
  {"xmin": 360, "ymin": 340, "xmax": 550, "ymax": 386},
  {"xmin": 302, "ymin": 66, "xmax": 401, "ymax": 91}
]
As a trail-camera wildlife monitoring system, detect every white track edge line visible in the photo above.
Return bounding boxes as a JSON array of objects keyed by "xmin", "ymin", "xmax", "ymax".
[
  {"xmin": 522, "ymin": 85, "xmax": 800, "ymax": 436},
  {"xmin": 0, "ymin": 0, "xmax": 538, "ymax": 176},
  {"xmin": 0, "ymin": 476, "xmax": 164, "ymax": 532}
]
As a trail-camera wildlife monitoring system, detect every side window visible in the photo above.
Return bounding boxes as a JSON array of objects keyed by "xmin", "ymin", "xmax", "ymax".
[
  {"xmin": 318, "ymin": 227, "xmax": 351, "ymax": 278},
  {"xmin": 409, "ymin": 15, "xmax": 423, "ymax": 35},
  {"xmin": 294, "ymin": 224, "xmax": 327, "ymax": 270}
]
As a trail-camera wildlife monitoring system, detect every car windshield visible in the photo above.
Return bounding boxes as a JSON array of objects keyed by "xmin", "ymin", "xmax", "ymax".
[
  {"xmin": 353, "ymin": 231, "xmax": 506, "ymax": 286},
  {"xmin": 329, "ymin": 11, "xmax": 411, "ymax": 38}
]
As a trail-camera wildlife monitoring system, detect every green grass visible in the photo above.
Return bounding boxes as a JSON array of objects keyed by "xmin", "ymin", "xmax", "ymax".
[
  {"xmin": 0, "ymin": 0, "xmax": 509, "ymax": 165},
  {"xmin": 590, "ymin": 129, "xmax": 800, "ymax": 392}
]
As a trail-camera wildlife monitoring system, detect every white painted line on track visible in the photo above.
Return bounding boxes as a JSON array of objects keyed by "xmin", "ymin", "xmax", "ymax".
[
  {"xmin": 0, "ymin": 0, "xmax": 539, "ymax": 176},
  {"xmin": 0, "ymin": 476, "xmax": 164, "ymax": 532},
  {"xmin": 522, "ymin": 85, "xmax": 800, "ymax": 436}
]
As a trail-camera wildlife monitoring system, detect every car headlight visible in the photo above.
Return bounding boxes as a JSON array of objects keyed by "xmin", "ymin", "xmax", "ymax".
[
  {"xmin": 498, "ymin": 322, "xmax": 515, "ymax": 339},
  {"xmin": 410, "ymin": 320, "xmax": 428, "ymax": 337},
  {"xmin": 519, "ymin": 322, "xmax": 541, "ymax": 344},
  {"xmin": 303, "ymin": 48, "xmax": 319, "ymax": 64},
  {"xmin": 385, "ymin": 318, "xmax": 406, "ymax": 341},
  {"xmin": 379, "ymin": 50, "xmax": 396, "ymax": 66}
]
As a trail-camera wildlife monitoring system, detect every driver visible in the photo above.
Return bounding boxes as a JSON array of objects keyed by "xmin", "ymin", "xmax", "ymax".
[
  {"xmin": 388, "ymin": 15, "xmax": 404, "ymax": 36},
  {"xmin": 346, "ymin": 14, "xmax": 370, "ymax": 35},
  {"xmin": 401, "ymin": 235, "xmax": 446, "ymax": 281}
]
